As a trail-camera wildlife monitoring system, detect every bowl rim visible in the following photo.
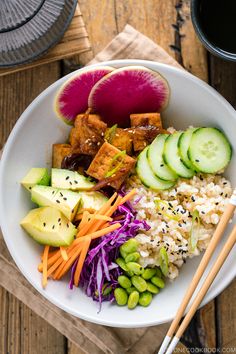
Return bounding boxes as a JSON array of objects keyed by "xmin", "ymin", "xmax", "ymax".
[{"xmin": 0, "ymin": 59, "xmax": 236, "ymax": 328}]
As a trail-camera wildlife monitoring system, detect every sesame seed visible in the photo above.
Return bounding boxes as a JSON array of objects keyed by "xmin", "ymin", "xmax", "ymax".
[
  {"xmin": 60, "ymin": 192, "xmax": 63, "ymax": 196},
  {"xmin": 72, "ymin": 209, "xmax": 74, "ymax": 213},
  {"xmin": 160, "ymin": 164, "xmax": 164, "ymax": 167},
  {"xmin": 223, "ymin": 182, "xmax": 227, "ymax": 185},
  {"xmin": 43, "ymin": 222, "xmax": 46, "ymax": 227},
  {"xmin": 200, "ymin": 175, "xmax": 203, "ymax": 181},
  {"xmin": 220, "ymin": 192, "xmax": 223, "ymax": 196},
  {"xmin": 191, "ymin": 196, "xmax": 195, "ymax": 202},
  {"xmin": 166, "ymin": 243, "xmax": 170, "ymax": 246},
  {"xmin": 52, "ymin": 225, "xmax": 55, "ymax": 229},
  {"xmin": 69, "ymin": 181, "xmax": 72, "ymax": 185},
  {"xmin": 63, "ymin": 197, "xmax": 67, "ymax": 201},
  {"xmin": 201, "ymin": 211, "xmax": 205, "ymax": 214},
  {"xmin": 66, "ymin": 223, "xmax": 69, "ymax": 228},
  {"xmin": 225, "ymin": 194, "xmax": 228, "ymax": 198},
  {"xmin": 215, "ymin": 202, "xmax": 219, "ymax": 205},
  {"xmin": 56, "ymin": 200, "xmax": 60, "ymax": 203},
  {"xmin": 59, "ymin": 223, "xmax": 61, "ymax": 226},
  {"xmin": 66, "ymin": 176, "xmax": 69, "ymax": 180},
  {"xmin": 58, "ymin": 218, "xmax": 61, "ymax": 222},
  {"xmin": 52, "ymin": 191, "xmax": 55, "ymax": 194},
  {"xmin": 178, "ymin": 223, "xmax": 182, "ymax": 227},
  {"xmin": 29, "ymin": 187, "xmax": 32, "ymax": 190},
  {"xmin": 74, "ymin": 180, "xmax": 78, "ymax": 184},
  {"xmin": 195, "ymin": 159, "xmax": 200, "ymax": 162}
]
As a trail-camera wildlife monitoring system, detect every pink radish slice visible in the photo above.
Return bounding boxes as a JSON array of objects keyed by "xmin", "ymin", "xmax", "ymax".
[
  {"xmin": 54, "ymin": 66, "xmax": 114, "ymax": 124},
  {"xmin": 88, "ymin": 66, "xmax": 170, "ymax": 127}
]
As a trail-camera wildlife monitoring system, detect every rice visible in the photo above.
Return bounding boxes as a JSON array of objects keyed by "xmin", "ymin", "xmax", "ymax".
[{"xmin": 126, "ymin": 173, "xmax": 232, "ymax": 280}]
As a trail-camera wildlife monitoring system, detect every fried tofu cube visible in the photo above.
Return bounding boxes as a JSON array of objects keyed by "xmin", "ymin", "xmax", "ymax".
[
  {"xmin": 130, "ymin": 113, "xmax": 162, "ymax": 129},
  {"xmin": 69, "ymin": 114, "xmax": 107, "ymax": 156},
  {"xmin": 87, "ymin": 142, "xmax": 136, "ymax": 189},
  {"xmin": 132, "ymin": 126, "xmax": 160, "ymax": 152},
  {"xmin": 52, "ymin": 144, "xmax": 72, "ymax": 168},
  {"xmin": 107, "ymin": 127, "xmax": 133, "ymax": 155}
]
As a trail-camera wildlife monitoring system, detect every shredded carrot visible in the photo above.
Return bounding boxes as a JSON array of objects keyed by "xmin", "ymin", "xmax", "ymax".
[
  {"xmin": 90, "ymin": 214, "xmax": 112, "ymax": 221},
  {"xmin": 72, "ymin": 223, "xmax": 121, "ymax": 246},
  {"xmin": 42, "ymin": 245, "xmax": 50, "ymax": 288},
  {"xmin": 79, "ymin": 210, "xmax": 90, "ymax": 229},
  {"xmin": 119, "ymin": 189, "xmax": 136, "ymax": 205},
  {"xmin": 74, "ymin": 237, "xmax": 91, "ymax": 286},
  {"xmin": 38, "ymin": 189, "xmax": 136, "ymax": 288},
  {"xmin": 54, "ymin": 244, "xmax": 83, "ymax": 280},
  {"xmin": 76, "ymin": 192, "xmax": 117, "ymax": 238},
  {"xmin": 60, "ymin": 247, "xmax": 68, "ymax": 261}
]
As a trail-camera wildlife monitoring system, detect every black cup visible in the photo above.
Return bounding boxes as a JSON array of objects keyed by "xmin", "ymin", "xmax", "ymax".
[{"xmin": 191, "ymin": 0, "xmax": 236, "ymax": 61}]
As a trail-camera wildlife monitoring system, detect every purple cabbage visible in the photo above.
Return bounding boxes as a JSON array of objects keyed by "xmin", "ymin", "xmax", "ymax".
[{"xmin": 76, "ymin": 193, "xmax": 150, "ymax": 311}]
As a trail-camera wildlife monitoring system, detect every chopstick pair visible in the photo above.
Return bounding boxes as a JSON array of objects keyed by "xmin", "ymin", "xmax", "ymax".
[{"xmin": 158, "ymin": 190, "xmax": 236, "ymax": 354}]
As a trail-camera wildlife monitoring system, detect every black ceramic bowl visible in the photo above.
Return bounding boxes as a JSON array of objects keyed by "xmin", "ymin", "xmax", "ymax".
[
  {"xmin": 191, "ymin": 0, "xmax": 236, "ymax": 61},
  {"xmin": 0, "ymin": 0, "xmax": 78, "ymax": 67}
]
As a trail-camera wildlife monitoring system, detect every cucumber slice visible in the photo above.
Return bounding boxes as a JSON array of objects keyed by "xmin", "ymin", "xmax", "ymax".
[
  {"xmin": 148, "ymin": 134, "xmax": 178, "ymax": 181},
  {"xmin": 178, "ymin": 128, "xmax": 198, "ymax": 170},
  {"xmin": 188, "ymin": 127, "xmax": 232, "ymax": 173},
  {"xmin": 163, "ymin": 132, "xmax": 195, "ymax": 178},
  {"xmin": 136, "ymin": 147, "xmax": 175, "ymax": 190}
]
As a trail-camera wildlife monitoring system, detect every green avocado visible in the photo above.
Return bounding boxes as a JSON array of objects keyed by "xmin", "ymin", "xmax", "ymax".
[
  {"xmin": 78, "ymin": 191, "xmax": 108, "ymax": 213},
  {"xmin": 20, "ymin": 206, "xmax": 76, "ymax": 246},
  {"xmin": 31, "ymin": 185, "xmax": 81, "ymax": 221},
  {"xmin": 51, "ymin": 168, "xmax": 94, "ymax": 191},
  {"xmin": 21, "ymin": 168, "xmax": 50, "ymax": 191}
]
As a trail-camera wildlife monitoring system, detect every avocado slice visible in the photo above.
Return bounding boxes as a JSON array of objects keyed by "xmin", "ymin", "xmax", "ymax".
[
  {"xmin": 31, "ymin": 185, "xmax": 81, "ymax": 221},
  {"xmin": 21, "ymin": 168, "xmax": 50, "ymax": 191},
  {"xmin": 20, "ymin": 206, "xmax": 76, "ymax": 246},
  {"xmin": 78, "ymin": 191, "xmax": 108, "ymax": 213},
  {"xmin": 51, "ymin": 168, "xmax": 94, "ymax": 191}
]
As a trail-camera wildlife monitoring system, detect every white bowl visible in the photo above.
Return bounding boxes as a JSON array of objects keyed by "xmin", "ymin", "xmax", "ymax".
[{"xmin": 0, "ymin": 59, "xmax": 235, "ymax": 328}]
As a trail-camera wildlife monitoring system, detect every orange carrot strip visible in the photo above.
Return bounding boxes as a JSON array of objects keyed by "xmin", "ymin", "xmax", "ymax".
[
  {"xmin": 90, "ymin": 214, "xmax": 112, "ymax": 221},
  {"xmin": 79, "ymin": 210, "xmax": 90, "ymax": 229},
  {"xmin": 74, "ymin": 237, "xmax": 91, "ymax": 286},
  {"xmin": 72, "ymin": 223, "xmax": 121, "ymax": 246},
  {"xmin": 42, "ymin": 245, "xmax": 50, "ymax": 288},
  {"xmin": 89, "ymin": 196, "xmax": 122, "ymax": 233},
  {"xmin": 54, "ymin": 244, "xmax": 83, "ymax": 280},
  {"xmin": 60, "ymin": 247, "xmax": 68, "ymax": 261},
  {"xmin": 47, "ymin": 256, "xmax": 64, "ymax": 277},
  {"xmin": 76, "ymin": 192, "xmax": 117, "ymax": 238},
  {"xmin": 38, "ymin": 249, "xmax": 61, "ymax": 272},
  {"xmin": 119, "ymin": 189, "xmax": 137, "ymax": 205}
]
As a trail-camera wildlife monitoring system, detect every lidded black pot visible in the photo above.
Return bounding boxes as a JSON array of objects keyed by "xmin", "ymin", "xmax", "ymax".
[{"xmin": 0, "ymin": 0, "xmax": 78, "ymax": 67}]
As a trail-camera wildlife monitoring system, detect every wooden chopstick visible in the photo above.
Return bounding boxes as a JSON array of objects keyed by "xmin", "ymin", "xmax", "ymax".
[
  {"xmin": 165, "ymin": 224, "xmax": 236, "ymax": 354},
  {"xmin": 158, "ymin": 190, "xmax": 236, "ymax": 354}
]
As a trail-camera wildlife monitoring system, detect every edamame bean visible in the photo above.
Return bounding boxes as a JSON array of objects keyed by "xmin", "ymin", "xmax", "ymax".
[
  {"xmin": 127, "ymin": 262, "xmax": 144, "ymax": 275},
  {"xmin": 102, "ymin": 284, "xmax": 112, "ymax": 296},
  {"xmin": 146, "ymin": 282, "xmax": 159, "ymax": 294},
  {"xmin": 142, "ymin": 268, "xmax": 156, "ymax": 280},
  {"xmin": 126, "ymin": 286, "xmax": 136, "ymax": 294},
  {"xmin": 125, "ymin": 270, "xmax": 134, "ymax": 277},
  {"xmin": 115, "ymin": 258, "xmax": 128, "ymax": 272},
  {"xmin": 155, "ymin": 267, "xmax": 162, "ymax": 278},
  {"xmin": 118, "ymin": 275, "xmax": 132, "ymax": 289},
  {"xmin": 119, "ymin": 247, "xmax": 128, "ymax": 259},
  {"xmin": 128, "ymin": 291, "xmax": 139, "ymax": 309},
  {"xmin": 125, "ymin": 252, "xmax": 140, "ymax": 263},
  {"xmin": 114, "ymin": 288, "xmax": 128, "ymax": 306},
  {"xmin": 131, "ymin": 275, "xmax": 147, "ymax": 292},
  {"xmin": 139, "ymin": 291, "xmax": 153, "ymax": 307},
  {"xmin": 151, "ymin": 276, "xmax": 165, "ymax": 289},
  {"xmin": 120, "ymin": 238, "xmax": 139, "ymax": 254}
]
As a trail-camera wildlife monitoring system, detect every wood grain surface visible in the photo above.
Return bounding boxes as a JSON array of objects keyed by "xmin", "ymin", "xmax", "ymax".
[{"xmin": 0, "ymin": 0, "xmax": 235, "ymax": 353}]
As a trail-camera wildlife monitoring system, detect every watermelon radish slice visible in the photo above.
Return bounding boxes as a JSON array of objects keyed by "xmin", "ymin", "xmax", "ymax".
[
  {"xmin": 54, "ymin": 66, "xmax": 114, "ymax": 124},
  {"xmin": 88, "ymin": 66, "xmax": 170, "ymax": 127}
]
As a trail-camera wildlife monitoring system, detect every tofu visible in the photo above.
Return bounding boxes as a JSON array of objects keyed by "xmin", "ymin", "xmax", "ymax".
[
  {"xmin": 132, "ymin": 126, "xmax": 160, "ymax": 152},
  {"xmin": 87, "ymin": 142, "xmax": 136, "ymax": 189},
  {"xmin": 69, "ymin": 114, "xmax": 107, "ymax": 156},
  {"xmin": 52, "ymin": 144, "xmax": 72, "ymax": 168},
  {"xmin": 107, "ymin": 128, "xmax": 133, "ymax": 155},
  {"xmin": 130, "ymin": 113, "xmax": 162, "ymax": 129}
]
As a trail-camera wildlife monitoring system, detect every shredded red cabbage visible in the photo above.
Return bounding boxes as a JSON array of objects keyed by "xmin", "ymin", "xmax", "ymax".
[{"xmin": 75, "ymin": 193, "xmax": 150, "ymax": 311}]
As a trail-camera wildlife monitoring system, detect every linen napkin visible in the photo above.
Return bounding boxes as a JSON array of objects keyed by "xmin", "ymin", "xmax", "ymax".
[{"xmin": 0, "ymin": 25, "xmax": 188, "ymax": 354}]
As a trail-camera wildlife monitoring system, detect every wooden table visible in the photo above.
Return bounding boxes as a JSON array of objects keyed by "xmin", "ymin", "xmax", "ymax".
[{"xmin": 0, "ymin": 1, "xmax": 235, "ymax": 353}]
